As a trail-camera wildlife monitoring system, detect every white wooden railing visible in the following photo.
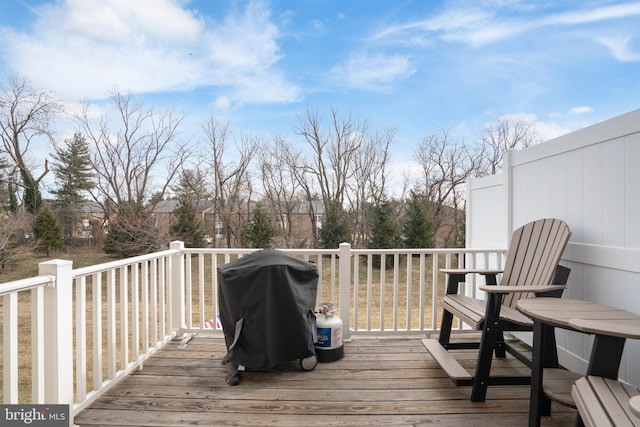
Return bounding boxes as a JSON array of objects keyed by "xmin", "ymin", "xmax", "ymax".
[{"xmin": 0, "ymin": 242, "xmax": 506, "ymax": 422}]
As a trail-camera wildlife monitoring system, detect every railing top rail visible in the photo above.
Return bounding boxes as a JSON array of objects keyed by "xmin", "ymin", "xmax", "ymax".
[
  {"xmin": 182, "ymin": 247, "xmax": 341, "ymax": 255},
  {"xmin": 349, "ymin": 248, "xmax": 506, "ymax": 255},
  {"xmin": 0, "ymin": 274, "xmax": 55, "ymax": 296},
  {"xmin": 72, "ymin": 248, "xmax": 179, "ymax": 278},
  {"xmin": 181, "ymin": 247, "xmax": 505, "ymax": 255}
]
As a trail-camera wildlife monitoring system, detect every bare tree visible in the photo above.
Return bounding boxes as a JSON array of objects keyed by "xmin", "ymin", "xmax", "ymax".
[
  {"xmin": 413, "ymin": 130, "xmax": 481, "ymax": 247},
  {"xmin": 202, "ymin": 116, "xmax": 257, "ymax": 248},
  {"xmin": 275, "ymin": 135, "xmax": 324, "ymax": 246},
  {"xmin": 348, "ymin": 128, "xmax": 394, "ymax": 247},
  {"xmin": 479, "ymin": 116, "xmax": 540, "ymax": 175},
  {"xmin": 257, "ymin": 134, "xmax": 304, "ymax": 247},
  {"xmin": 0, "ymin": 75, "xmax": 61, "ymax": 213},
  {"xmin": 76, "ymin": 90, "xmax": 188, "ymax": 214},
  {"xmin": 295, "ymin": 106, "xmax": 365, "ymax": 206}
]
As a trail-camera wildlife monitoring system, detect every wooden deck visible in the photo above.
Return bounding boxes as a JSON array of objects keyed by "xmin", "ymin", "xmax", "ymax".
[{"xmin": 75, "ymin": 334, "xmax": 577, "ymax": 426}]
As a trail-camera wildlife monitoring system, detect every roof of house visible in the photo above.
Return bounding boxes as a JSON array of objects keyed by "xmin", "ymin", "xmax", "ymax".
[{"xmin": 152, "ymin": 199, "xmax": 215, "ymax": 214}]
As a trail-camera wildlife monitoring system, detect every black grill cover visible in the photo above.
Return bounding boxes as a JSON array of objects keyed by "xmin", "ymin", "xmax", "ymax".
[{"xmin": 217, "ymin": 249, "xmax": 318, "ymax": 369}]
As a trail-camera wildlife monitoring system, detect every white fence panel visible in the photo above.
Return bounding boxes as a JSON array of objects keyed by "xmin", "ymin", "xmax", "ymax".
[{"xmin": 467, "ymin": 107, "xmax": 640, "ymax": 387}]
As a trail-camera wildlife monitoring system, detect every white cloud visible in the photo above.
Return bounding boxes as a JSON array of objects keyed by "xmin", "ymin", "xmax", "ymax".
[
  {"xmin": 570, "ymin": 106, "xmax": 593, "ymax": 114},
  {"xmin": 535, "ymin": 120, "xmax": 570, "ymax": 142},
  {"xmin": 332, "ymin": 52, "xmax": 415, "ymax": 91},
  {"xmin": 596, "ymin": 35, "xmax": 640, "ymax": 62},
  {"xmin": 214, "ymin": 96, "xmax": 232, "ymax": 111},
  {"xmin": 543, "ymin": 3, "xmax": 640, "ymax": 26},
  {"xmin": 0, "ymin": 0, "xmax": 300, "ymax": 103},
  {"xmin": 373, "ymin": 2, "xmax": 640, "ymax": 48}
]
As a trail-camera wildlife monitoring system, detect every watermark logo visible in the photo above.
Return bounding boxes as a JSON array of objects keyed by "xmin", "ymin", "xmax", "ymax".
[{"xmin": 0, "ymin": 405, "xmax": 68, "ymax": 426}]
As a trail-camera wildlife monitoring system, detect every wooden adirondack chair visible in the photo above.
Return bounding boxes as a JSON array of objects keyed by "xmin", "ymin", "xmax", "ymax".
[{"xmin": 423, "ymin": 218, "xmax": 571, "ymax": 402}]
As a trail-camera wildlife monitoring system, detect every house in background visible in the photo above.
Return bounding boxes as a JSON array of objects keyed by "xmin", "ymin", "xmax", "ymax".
[
  {"xmin": 150, "ymin": 199, "xmax": 326, "ymax": 248},
  {"xmin": 151, "ymin": 199, "xmax": 216, "ymax": 240},
  {"xmin": 267, "ymin": 199, "xmax": 325, "ymax": 248}
]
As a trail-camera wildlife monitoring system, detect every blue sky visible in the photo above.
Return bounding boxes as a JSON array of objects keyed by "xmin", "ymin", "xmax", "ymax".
[{"xmin": 1, "ymin": 0, "xmax": 640, "ymax": 188}]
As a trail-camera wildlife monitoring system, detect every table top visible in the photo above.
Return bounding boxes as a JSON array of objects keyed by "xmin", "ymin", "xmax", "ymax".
[
  {"xmin": 631, "ymin": 395, "xmax": 640, "ymax": 418},
  {"xmin": 517, "ymin": 298, "xmax": 640, "ymax": 338}
]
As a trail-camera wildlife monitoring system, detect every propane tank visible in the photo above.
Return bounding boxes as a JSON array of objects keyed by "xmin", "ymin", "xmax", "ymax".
[{"xmin": 315, "ymin": 302, "xmax": 345, "ymax": 362}]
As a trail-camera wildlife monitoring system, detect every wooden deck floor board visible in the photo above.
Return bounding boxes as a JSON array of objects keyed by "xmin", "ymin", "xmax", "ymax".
[{"xmin": 74, "ymin": 334, "xmax": 576, "ymax": 426}]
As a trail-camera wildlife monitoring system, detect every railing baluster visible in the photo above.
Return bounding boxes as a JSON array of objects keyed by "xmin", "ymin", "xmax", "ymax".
[
  {"xmin": 3, "ymin": 293, "xmax": 18, "ymax": 403},
  {"xmin": 406, "ymin": 253, "xmax": 412, "ymax": 330},
  {"xmin": 92, "ymin": 272, "xmax": 103, "ymax": 391},
  {"xmin": 151, "ymin": 258, "xmax": 158, "ymax": 344},
  {"xmin": 199, "ymin": 253, "xmax": 205, "ymax": 328},
  {"xmin": 185, "ymin": 253, "xmax": 192, "ymax": 328},
  {"xmin": 119, "ymin": 266, "xmax": 129, "ymax": 370},
  {"xmin": 379, "ymin": 254, "xmax": 386, "ymax": 330},
  {"xmin": 316, "ymin": 254, "xmax": 323, "ymax": 302},
  {"xmin": 418, "ymin": 253, "xmax": 425, "ymax": 331},
  {"xmin": 330, "ymin": 253, "xmax": 336, "ymax": 304},
  {"xmin": 212, "ymin": 253, "xmax": 219, "ymax": 330},
  {"xmin": 107, "ymin": 268, "xmax": 116, "ymax": 379},
  {"xmin": 432, "ymin": 253, "xmax": 439, "ymax": 330},
  {"xmin": 366, "ymin": 254, "xmax": 372, "ymax": 331},
  {"xmin": 132, "ymin": 262, "xmax": 140, "ymax": 361},
  {"xmin": 159, "ymin": 256, "xmax": 166, "ymax": 336},
  {"xmin": 76, "ymin": 276, "xmax": 87, "ymax": 403},
  {"xmin": 31, "ymin": 286, "xmax": 45, "ymax": 403},
  {"xmin": 141, "ymin": 261, "xmax": 149, "ymax": 352},
  {"xmin": 353, "ymin": 254, "xmax": 359, "ymax": 330},
  {"xmin": 393, "ymin": 253, "xmax": 399, "ymax": 331}
]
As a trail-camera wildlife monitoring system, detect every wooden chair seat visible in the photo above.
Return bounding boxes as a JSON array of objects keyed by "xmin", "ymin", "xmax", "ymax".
[
  {"xmin": 572, "ymin": 376, "xmax": 640, "ymax": 427},
  {"xmin": 443, "ymin": 294, "xmax": 533, "ymax": 329}
]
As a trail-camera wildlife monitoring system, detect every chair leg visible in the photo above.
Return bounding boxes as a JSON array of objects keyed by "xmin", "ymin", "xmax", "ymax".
[
  {"xmin": 471, "ymin": 293, "xmax": 503, "ymax": 402},
  {"xmin": 494, "ymin": 330, "xmax": 506, "ymax": 358},
  {"xmin": 438, "ymin": 310, "xmax": 454, "ymax": 344},
  {"xmin": 439, "ymin": 273, "xmax": 464, "ymax": 345}
]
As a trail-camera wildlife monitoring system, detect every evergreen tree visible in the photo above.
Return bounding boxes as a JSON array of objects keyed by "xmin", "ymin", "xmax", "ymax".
[
  {"xmin": 104, "ymin": 202, "xmax": 158, "ymax": 257},
  {"xmin": 50, "ymin": 133, "xmax": 95, "ymax": 240},
  {"xmin": 242, "ymin": 204, "xmax": 276, "ymax": 248},
  {"xmin": 170, "ymin": 195, "xmax": 205, "ymax": 248},
  {"xmin": 402, "ymin": 190, "xmax": 435, "ymax": 248},
  {"xmin": 171, "ymin": 168, "xmax": 209, "ymax": 202},
  {"xmin": 318, "ymin": 200, "xmax": 352, "ymax": 248},
  {"xmin": 367, "ymin": 198, "xmax": 402, "ymax": 266},
  {"xmin": 32, "ymin": 207, "xmax": 65, "ymax": 256}
]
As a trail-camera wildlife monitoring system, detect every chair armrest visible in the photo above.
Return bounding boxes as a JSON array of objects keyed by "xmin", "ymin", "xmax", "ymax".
[
  {"xmin": 441, "ymin": 268, "xmax": 504, "ymax": 276},
  {"xmin": 442, "ymin": 269, "xmax": 504, "ymax": 293},
  {"xmin": 478, "ymin": 285, "xmax": 566, "ymax": 294}
]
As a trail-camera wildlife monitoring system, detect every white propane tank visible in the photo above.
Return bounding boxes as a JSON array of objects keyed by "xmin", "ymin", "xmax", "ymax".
[{"xmin": 315, "ymin": 302, "xmax": 344, "ymax": 362}]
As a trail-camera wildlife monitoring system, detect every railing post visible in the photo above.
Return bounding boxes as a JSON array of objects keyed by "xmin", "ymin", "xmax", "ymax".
[
  {"xmin": 169, "ymin": 241, "xmax": 186, "ymax": 332},
  {"xmin": 38, "ymin": 259, "xmax": 74, "ymax": 408},
  {"xmin": 338, "ymin": 242, "xmax": 352, "ymax": 341}
]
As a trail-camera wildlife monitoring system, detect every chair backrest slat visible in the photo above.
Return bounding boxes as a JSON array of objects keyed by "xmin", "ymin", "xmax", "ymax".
[{"xmin": 500, "ymin": 218, "xmax": 571, "ymax": 308}]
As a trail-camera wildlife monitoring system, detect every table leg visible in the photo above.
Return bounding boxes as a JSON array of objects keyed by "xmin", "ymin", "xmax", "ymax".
[
  {"xmin": 587, "ymin": 335, "xmax": 626, "ymax": 378},
  {"xmin": 529, "ymin": 320, "xmax": 544, "ymax": 427},
  {"xmin": 529, "ymin": 321, "xmax": 557, "ymax": 427}
]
